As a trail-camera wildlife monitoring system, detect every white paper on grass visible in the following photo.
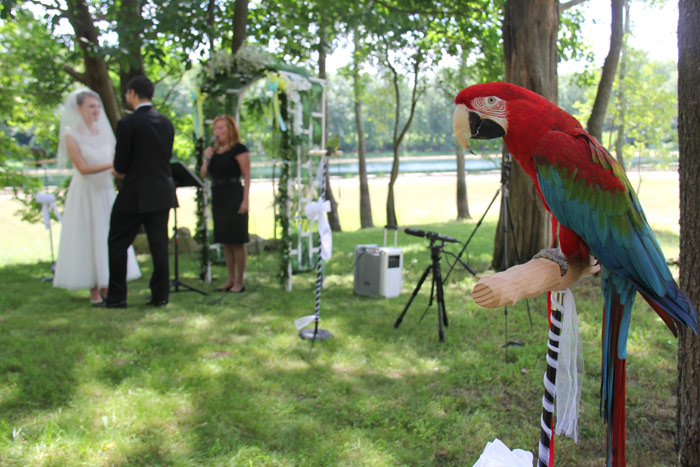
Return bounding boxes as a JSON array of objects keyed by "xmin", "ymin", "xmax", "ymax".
[{"xmin": 473, "ymin": 438, "xmax": 533, "ymax": 467}]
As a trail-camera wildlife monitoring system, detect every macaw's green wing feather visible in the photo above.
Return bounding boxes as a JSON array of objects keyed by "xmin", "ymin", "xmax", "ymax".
[{"xmin": 532, "ymin": 128, "xmax": 696, "ymax": 332}]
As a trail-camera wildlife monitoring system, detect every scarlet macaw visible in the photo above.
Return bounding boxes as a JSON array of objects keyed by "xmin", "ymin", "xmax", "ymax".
[{"xmin": 453, "ymin": 82, "xmax": 696, "ymax": 466}]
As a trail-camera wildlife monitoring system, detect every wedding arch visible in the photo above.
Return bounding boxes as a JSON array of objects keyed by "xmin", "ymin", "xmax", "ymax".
[{"xmin": 194, "ymin": 46, "xmax": 328, "ymax": 290}]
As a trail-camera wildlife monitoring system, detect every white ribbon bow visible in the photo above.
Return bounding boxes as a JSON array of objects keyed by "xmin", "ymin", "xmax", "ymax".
[
  {"xmin": 35, "ymin": 193, "xmax": 62, "ymax": 229},
  {"xmin": 304, "ymin": 199, "xmax": 332, "ymax": 260}
]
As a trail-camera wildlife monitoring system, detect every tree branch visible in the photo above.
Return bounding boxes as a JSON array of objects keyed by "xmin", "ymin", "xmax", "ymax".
[
  {"xmin": 63, "ymin": 64, "xmax": 86, "ymax": 84},
  {"xmin": 473, "ymin": 255, "xmax": 600, "ymax": 308},
  {"xmin": 372, "ymin": 0, "xmax": 467, "ymax": 16},
  {"xmin": 559, "ymin": 0, "xmax": 588, "ymax": 12}
]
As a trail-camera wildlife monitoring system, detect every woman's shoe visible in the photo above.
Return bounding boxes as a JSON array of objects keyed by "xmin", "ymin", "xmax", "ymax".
[{"xmin": 226, "ymin": 286, "xmax": 245, "ymax": 293}]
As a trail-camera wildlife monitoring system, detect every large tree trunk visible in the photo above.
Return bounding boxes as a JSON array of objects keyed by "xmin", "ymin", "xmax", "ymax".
[
  {"xmin": 586, "ymin": 0, "xmax": 624, "ymax": 142},
  {"xmin": 64, "ymin": 0, "xmax": 121, "ymax": 130},
  {"xmin": 354, "ymin": 30, "xmax": 373, "ymax": 229},
  {"xmin": 230, "ymin": 0, "xmax": 248, "ymax": 55},
  {"xmin": 116, "ymin": 0, "xmax": 146, "ymax": 106},
  {"xmin": 676, "ymin": 1, "xmax": 700, "ymax": 464},
  {"xmin": 318, "ymin": 21, "xmax": 341, "ymax": 232},
  {"xmin": 493, "ymin": 0, "xmax": 556, "ymax": 270}
]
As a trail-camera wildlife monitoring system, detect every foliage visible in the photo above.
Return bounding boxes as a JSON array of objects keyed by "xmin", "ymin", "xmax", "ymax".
[
  {"xmin": 611, "ymin": 50, "xmax": 678, "ymax": 167},
  {"xmin": 568, "ymin": 51, "xmax": 678, "ymax": 170}
]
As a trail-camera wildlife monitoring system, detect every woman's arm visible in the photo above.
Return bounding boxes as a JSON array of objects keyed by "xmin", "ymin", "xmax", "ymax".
[
  {"xmin": 65, "ymin": 134, "xmax": 113, "ymax": 175},
  {"xmin": 236, "ymin": 151, "xmax": 251, "ymax": 214},
  {"xmin": 200, "ymin": 146, "xmax": 214, "ymax": 178}
]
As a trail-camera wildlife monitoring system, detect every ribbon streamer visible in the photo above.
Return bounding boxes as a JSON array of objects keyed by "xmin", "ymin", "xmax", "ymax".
[
  {"xmin": 304, "ymin": 199, "xmax": 332, "ymax": 260},
  {"xmin": 552, "ymin": 289, "xmax": 584, "ymax": 442},
  {"xmin": 35, "ymin": 192, "xmax": 62, "ymax": 229}
]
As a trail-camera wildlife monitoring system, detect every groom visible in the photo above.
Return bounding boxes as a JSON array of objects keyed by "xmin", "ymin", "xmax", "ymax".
[{"xmin": 98, "ymin": 75, "xmax": 177, "ymax": 308}]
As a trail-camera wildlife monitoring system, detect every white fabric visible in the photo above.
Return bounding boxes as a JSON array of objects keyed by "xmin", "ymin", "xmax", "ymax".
[
  {"xmin": 53, "ymin": 89, "xmax": 140, "ymax": 291},
  {"xmin": 473, "ymin": 439, "xmax": 533, "ymax": 467},
  {"xmin": 552, "ymin": 289, "xmax": 584, "ymax": 443},
  {"xmin": 304, "ymin": 199, "xmax": 332, "ymax": 260},
  {"xmin": 294, "ymin": 314, "xmax": 316, "ymax": 330},
  {"xmin": 35, "ymin": 193, "xmax": 62, "ymax": 228}
]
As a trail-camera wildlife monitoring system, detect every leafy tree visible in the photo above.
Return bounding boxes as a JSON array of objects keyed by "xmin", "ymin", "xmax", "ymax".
[{"xmin": 0, "ymin": 9, "xmax": 71, "ymax": 217}]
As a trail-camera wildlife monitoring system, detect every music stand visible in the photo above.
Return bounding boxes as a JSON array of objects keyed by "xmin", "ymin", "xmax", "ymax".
[{"xmin": 170, "ymin": 161, "xmax": 207, "ymax": 295}]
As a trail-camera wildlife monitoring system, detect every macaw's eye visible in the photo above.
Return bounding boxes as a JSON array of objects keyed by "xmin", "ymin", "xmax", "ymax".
[{"xmin": 487, "ymin": 97, "xmax": 497, "ymax": 105}]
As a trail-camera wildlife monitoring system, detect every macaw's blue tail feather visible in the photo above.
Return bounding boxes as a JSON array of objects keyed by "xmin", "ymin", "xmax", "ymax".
[
  {"xmin": 628, "ymin": 276, "xmax": 698, "ymax": 335},
  {"xmin": 601, "ymin": 269, "xmax": 635, "ymax": 467}
]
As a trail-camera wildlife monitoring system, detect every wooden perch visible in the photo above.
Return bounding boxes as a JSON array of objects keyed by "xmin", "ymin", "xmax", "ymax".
[{"xmin": 473, "ymin": 255, "xmax": 600, "ymax": 309}]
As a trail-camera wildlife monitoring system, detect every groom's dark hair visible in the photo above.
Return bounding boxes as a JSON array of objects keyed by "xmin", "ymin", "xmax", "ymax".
[{"xmin": 127, "ymin": 75, "xmax": 154, "ymax": 100}]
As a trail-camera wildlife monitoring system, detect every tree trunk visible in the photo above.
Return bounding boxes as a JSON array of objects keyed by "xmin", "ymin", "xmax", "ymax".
[
  {"xmin": 456, "ymin": 143, "xmax": 470, "ymax": 219},
  {"xmin": 318, "ymin": 21, "xmax": 341, "ymax": 232},
  {"xmin": 676, "ymin": 1, "xmax": 700, "ymax": 464},
  {"xmin": 65, "ymin": 0, "xmax": 121, "ymax": 131},
  {"xmin": 586, "ymin": 0, "xmax": 624, "ymax": 142},
  {"xmin": 385, "ymin": 54, "xmax": 422, "ymax": 228},
  {"xmin": 116, "ymin": 0, "xmax": 145, "ymax": 107},
  {"xmin": 613, "ymin": 1, "xmax": 630, "ymax": 171},
  {"xmin": 456, "ymin": 49, "xmax": 470, "ymax": 220},
  {"xmin": 354, "ymin": 30, "xmax": 373, "ymax": 228},
  {"xmin": 206, "ymin": 0, "xmax": 216, "ymax": 54},
  {"xmin": 494, "ymin": 0, "xmax": 557, "ymax": 270},
  {"xmin": 231, "ymin": 0, "xmax": 248, "ymax": 55}
]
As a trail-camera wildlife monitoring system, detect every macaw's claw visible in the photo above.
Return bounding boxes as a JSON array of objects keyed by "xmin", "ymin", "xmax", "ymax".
[{"xmin": 534, "ymin": 248, "xmax": 569, "ymax": 277}]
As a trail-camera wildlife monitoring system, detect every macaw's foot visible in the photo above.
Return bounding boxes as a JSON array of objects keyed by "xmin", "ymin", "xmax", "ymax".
[{"xmin": 534, "ymin": 248, "xmax": 569, "ymax": 277}]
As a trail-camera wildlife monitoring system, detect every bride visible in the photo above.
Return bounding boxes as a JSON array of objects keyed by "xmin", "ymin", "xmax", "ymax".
[{"xmin": 53, "ymin": 89, "xmax": 141, "ymax": 303}]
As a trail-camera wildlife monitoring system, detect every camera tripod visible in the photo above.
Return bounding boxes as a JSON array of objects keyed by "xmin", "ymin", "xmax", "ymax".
[{"xmin": 394, "ymin": 235, "xmax": 450, "ymax": 342}]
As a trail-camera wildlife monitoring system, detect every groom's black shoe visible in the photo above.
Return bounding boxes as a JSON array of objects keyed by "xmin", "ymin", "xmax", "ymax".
[
  {"xmin": 145, "ymin": 297, "xmax": 168, "ymax": 307},
  {"xmin": 93, "ymin": 299, "xmax": 127, "ymax": 309}
]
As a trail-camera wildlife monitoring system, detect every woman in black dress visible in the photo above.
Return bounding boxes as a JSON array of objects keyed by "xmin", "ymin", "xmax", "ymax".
[{"xmin": 200, "ymin": 114, "xmax": 251, "ymax": 292}]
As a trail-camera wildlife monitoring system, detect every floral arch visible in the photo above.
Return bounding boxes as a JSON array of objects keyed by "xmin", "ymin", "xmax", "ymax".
[{"xmin": 194, "ymin": 46, "xmax": 327, "ymax": 290}]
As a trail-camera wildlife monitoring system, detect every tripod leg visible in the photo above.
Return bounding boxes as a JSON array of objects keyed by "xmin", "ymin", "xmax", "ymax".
[
  {"xmin": 434, "ymin": 262, "xmax": 448, "ymax": 328},
  {"xmin": 444, "ymin": 187, "xmax": 500, "ymax": 282},
  {"xmin": 394, "ymin": 265, "xmax": 432, "ymax": 329}
]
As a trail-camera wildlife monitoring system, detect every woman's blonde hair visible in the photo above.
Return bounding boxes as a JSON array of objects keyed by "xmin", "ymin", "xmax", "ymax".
[{"xmin": 213, "ymin": 114, "xmax": 241, "ymax": 148}]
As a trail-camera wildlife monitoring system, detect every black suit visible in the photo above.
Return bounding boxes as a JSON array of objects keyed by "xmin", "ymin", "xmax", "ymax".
[{"xmin": 106, "ymin": 105, "xmax": 178, "ymax": 304}]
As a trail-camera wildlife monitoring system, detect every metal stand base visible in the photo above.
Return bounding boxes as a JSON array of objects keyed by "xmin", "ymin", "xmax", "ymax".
[{"xmin": 299, "ymin": 328, "xmax": 333, "ymax": 340}]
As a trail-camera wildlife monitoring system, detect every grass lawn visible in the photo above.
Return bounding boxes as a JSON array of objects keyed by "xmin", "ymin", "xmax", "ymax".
[{"xmin": 0, "ymin": 170, "xmax": 683, "ymax": 465}]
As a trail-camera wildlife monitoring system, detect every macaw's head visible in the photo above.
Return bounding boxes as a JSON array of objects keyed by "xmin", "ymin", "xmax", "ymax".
[{"xmin": 453, "ymin": 82, "xmax": 580, "ymax": 154}]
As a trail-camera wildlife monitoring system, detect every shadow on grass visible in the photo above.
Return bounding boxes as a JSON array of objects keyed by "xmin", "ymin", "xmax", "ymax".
[{"xmin": 0, "ymin": 217, "xmax": 680, "ymax": 465}]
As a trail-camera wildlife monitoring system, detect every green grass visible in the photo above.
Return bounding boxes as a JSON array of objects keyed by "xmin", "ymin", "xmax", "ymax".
[{"xmin": 0, "ymin": 171, "xmax": 684, "ymax": 465}]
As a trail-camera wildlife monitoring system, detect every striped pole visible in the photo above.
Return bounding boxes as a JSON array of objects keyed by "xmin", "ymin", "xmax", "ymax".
[
  {"xmin": 538, "ymin": 291, "xmax": 564, "ymax": 467},
  {"xmin": 312, "ymin": 155, "xmax": 327, "ymax": 338}
]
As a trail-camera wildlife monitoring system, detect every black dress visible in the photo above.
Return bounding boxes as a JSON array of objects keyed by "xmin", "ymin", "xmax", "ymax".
[{"xmin": 208, "ymin": 142, "xmax": 249, "ymax": 244}]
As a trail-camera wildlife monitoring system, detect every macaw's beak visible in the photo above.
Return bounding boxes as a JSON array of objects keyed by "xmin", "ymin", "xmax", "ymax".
[
  {"xmin": 453, "ymin": 103, "xmax": 507, "ymax": 152},
  {"xmin": 453, "ymin": 104, "xmax": 472, "ymax": 152}
]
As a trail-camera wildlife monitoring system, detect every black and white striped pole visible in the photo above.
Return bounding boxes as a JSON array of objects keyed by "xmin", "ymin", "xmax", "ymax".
[
  {"xmin": 538, "ymin": 291, "xmax": 563, "ymax": 467},
  {"xmin": 298, "ymin": 153, "xmax": 332, "ymax": 341}
]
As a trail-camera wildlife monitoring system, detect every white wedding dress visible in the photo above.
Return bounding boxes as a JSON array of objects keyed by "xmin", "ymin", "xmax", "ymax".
[{"xmin": 53, "ymin": 130, "xmax": 141, "ymax": 290}]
